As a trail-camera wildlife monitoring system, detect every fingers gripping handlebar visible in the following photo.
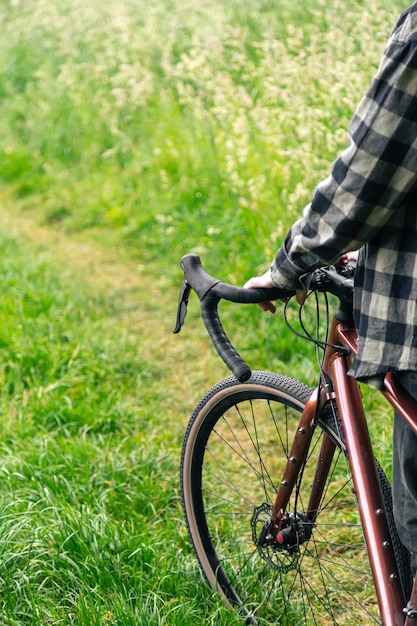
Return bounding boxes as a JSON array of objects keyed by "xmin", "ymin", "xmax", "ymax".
[{"xmin": 173, "ymin": 253, "xmax": 294, "ymax": 382}]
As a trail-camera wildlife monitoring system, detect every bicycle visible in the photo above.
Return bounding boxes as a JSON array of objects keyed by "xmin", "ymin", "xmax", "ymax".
[{"xmin": 174, "ymin": 252, "xmax": 415, "ymax": 626}]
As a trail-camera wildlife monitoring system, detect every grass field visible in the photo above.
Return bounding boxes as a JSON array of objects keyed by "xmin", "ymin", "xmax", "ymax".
[{"xmin": 0, "ymin": 0, "xmax": 407, "ymax": 623}]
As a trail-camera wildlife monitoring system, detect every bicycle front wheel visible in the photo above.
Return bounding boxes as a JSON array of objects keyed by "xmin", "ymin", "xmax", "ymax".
[{"xmin": 181, "ymin": 371, "xmax": 407, "ymax": 625}]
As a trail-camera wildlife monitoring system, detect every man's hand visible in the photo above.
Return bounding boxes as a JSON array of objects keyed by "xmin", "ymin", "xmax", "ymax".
[
  {"xmin": 244, "ymin": 251, "xmax": 359, "ymax": 313},
  {"xmin": 244, "ymin": 269, "xmax": 307, "ymax": 310},
  {"xmin": 244, "ymin": 270, "xmax": 277, "ymax": 313}
]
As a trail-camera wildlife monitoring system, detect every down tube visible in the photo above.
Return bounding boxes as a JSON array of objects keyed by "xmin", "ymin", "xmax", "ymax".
[{"xmin": 331, "ymin": 354, "xmax": 405, "ymax": 625}]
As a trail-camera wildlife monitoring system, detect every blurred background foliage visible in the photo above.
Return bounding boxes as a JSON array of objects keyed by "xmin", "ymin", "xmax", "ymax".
[{"xmin": 0, "ymin": 0, "xmax": 406, "ymax": 279}]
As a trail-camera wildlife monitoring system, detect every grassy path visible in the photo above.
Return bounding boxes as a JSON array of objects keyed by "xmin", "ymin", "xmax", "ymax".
[
  {"xmin": 0, "ymin": 197, "xmax": 240, "ymax": 625},
  {"xmin": 0, "ymin": 195, "xmax": 218, "ymax": 422}
]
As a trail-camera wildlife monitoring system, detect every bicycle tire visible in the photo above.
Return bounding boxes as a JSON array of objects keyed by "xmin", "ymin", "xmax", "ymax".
[{"xmin": 181, "ymin": 371, "xmax": 411, "ymax": 625}]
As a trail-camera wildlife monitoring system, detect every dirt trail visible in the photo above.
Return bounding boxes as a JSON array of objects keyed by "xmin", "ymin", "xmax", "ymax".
[
  {"xmin": 0, "ymin": 201, "xmax": 218, "ymax": 418},
  {"xmin": 0, "ymin": 203, "xmax": 149, "ymax": 294}
]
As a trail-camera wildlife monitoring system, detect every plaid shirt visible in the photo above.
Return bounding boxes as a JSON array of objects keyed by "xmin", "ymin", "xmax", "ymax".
[{"xmin": 271, "ymin": 2, "xmax": 417, "ymax": 382}]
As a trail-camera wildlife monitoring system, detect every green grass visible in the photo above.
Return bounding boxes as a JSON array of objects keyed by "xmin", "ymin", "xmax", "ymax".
[
  {"xmin": 0, "ymin": 225, "xmax": 245, "ymax": 624},
  {"xmin": 0, "ymin": 0, "xmax": 404, "ymax": 622},
  {"xmin": 0, "ymin": 0, "xmax": 406, "ymax": 278}
]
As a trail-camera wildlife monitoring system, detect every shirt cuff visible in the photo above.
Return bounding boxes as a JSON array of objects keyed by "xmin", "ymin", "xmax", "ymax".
[
  {"xmin": 270, "ymin": 256, "xmax": 303, "ymax": 289},
  {"xmin": 270, "ymin": 231, "xmax": 307, "ymax": 289}
]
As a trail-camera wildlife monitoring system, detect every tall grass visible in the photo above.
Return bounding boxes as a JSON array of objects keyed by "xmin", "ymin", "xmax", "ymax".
[
  {"xmin": 0, "ymin": 224, "xmax": 246, "ymax": 624},
  {"xmin": 0, "ymin": 0, "xmax": 407, "ymax": 278},
  {"xmin": 0, "ymin": 0, "xmax": 405, "ymax": 623}
]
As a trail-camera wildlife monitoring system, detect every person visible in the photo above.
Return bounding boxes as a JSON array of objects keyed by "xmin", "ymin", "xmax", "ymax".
[{"xmin": 244, "ymin": 3, "xmax": 417, "ymax": 621}]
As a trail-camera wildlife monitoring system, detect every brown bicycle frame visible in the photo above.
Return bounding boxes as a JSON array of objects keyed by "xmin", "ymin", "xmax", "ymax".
[{"xmin": 271, "ymin": 317, "xmax": 417, "ymax": 626}]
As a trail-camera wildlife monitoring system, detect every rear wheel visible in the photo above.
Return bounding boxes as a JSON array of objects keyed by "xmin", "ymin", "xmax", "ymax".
[{"xmin": 181, "ymin": 371, "xmax": 411, "ymax": 625}]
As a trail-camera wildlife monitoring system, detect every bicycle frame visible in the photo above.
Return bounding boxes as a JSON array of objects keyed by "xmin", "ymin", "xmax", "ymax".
[
  {"xmin": 271, "ymin": 316, "xmax": 417, "ymax": 626},
  {"xmin": 175, "ymin": 254, "xmax": 416, "ymax": 623}
]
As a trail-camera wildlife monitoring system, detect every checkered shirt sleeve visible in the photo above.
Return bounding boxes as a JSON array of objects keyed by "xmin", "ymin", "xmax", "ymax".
[
  {"xmin": 270, "ymin": 3, "xmax": 417, "ymax": 379},
  {"xmin": 271, "ymin": 2, "xmax": 417, "ymax": 290}
]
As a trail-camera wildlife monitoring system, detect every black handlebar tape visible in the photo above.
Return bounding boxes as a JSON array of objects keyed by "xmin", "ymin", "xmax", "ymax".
[
  {"xmin": 201, "ymin": 292, "xmax": 252, "ymax": 382},
  {"xmin": 180, "ymin": 253, "xmax": 295, "ymax": 381},
  {"xmin": 214, "ymin": 281, "xmax": 294, "ymax": 304},
  {"xmin": 181, "ymin": 252, "xmax": 294, "ymax": 303}
]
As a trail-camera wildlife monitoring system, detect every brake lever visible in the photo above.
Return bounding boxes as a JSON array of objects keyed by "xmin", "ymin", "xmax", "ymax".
[{"xmin": 173, "ymin": 278, "xmax": 192, "ymax": 334}]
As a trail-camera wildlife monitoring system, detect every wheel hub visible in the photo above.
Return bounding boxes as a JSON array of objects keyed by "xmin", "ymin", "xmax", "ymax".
[{"xmin": 251, "ymin": 503, "xmax": 314, "ymax": 572}]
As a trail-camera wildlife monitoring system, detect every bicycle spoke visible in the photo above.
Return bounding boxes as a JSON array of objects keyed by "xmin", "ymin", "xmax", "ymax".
[{"xmin": 181, "ymin": 374, "xmax": 408, "ymax": 625}]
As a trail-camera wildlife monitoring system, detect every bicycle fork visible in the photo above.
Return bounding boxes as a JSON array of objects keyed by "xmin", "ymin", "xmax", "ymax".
[{"xmin": 264, "ymin": 386, "xmax": 334, "ymax": 552}]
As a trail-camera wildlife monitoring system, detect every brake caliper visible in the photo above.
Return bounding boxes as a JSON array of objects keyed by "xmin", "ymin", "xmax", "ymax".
[{"xmin": 257, "ymin": 510, "xmax": 314, "ymax": 554}]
